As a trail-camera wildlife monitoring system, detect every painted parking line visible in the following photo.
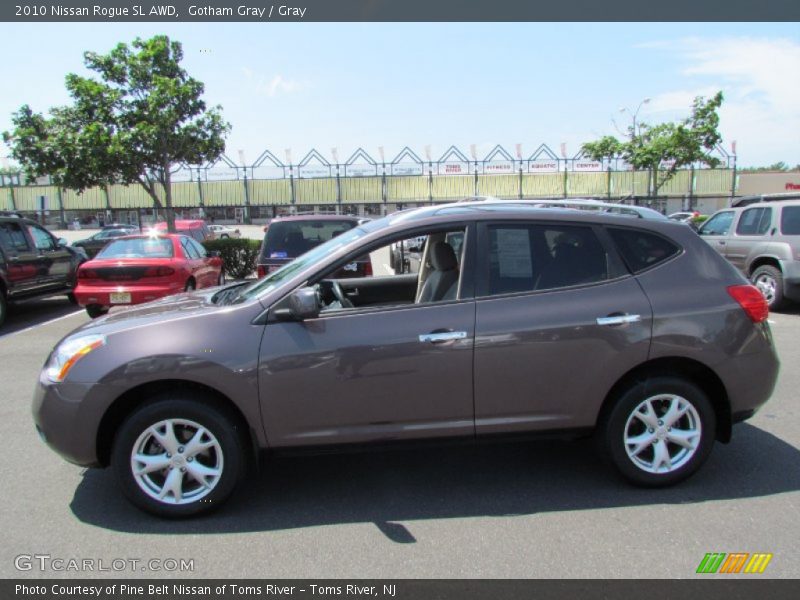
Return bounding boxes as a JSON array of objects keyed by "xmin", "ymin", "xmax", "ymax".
[{"xmin": 0, "ymin": 309, "xmax": 86, "ymax": 341}]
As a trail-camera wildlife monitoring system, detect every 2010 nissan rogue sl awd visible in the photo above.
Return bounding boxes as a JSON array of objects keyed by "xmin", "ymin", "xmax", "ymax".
[{"xmin": 33, "ymin": 202, "xmax": 780, "ymax": 517}]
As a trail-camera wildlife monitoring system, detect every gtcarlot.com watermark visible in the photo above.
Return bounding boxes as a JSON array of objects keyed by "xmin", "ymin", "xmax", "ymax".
[{"xmin": 14, "ymin": 554, "xmax": 195, "ymax": 573}]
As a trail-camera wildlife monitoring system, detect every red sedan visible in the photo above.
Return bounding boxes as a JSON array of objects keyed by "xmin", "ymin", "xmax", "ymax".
[{"xmin": 73, "ymin": 234, "xmax": 224, "ymax": 318}]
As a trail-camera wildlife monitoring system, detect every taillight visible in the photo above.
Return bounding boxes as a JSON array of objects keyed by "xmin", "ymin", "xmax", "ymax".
[
  {"xmin": 257, "ymin": 265, "xmax": 267, "ymax": 278},
  {"xmin": 142, "ymin": 266, "xmax": 175, "ymax": 277},
  {"xmin": 728, "ymin": 285, "xmax": 769, "ymax": 323},
  {"xmin": 78, "ymin": 269, "xmax": 98, "ymax": 279}
]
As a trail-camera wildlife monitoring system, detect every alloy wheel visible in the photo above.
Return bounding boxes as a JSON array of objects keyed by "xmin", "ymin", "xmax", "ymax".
[
  {"xmin": 623, "ymin": 394, "xmax": 702, "ymax": 474},
  {"xmin": 130, "ymin": 418, "xmax": 224, "ymax": 505}
]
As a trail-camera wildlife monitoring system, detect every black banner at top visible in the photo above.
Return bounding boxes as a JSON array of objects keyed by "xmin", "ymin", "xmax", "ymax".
[{"xmin": 1, "ymin": 0, "xmax": 799, "ymax": 22}]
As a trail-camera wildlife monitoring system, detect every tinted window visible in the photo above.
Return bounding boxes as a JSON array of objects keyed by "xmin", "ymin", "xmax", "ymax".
[
  {"xmin": 487, "ymin": 224, "xmax": 608, "ymax": 296},
  {"xmin": 781, "ymin": 206, "xmax": 800, "ymax": 235},
  {"xmin": 699, "ymin": 211, "xmax": 735, "ymax": 236},
  {"xmin": 263, "ymin": 220, "xmax": 357, "ymax": 258},
  {"xmin": 27, "ymin": 225, "xmax": 55, "ymax": 251},
  {"xmin": 608, "ymin": 228, "xmax": 680, "ymax": 274},
  {"xmin": 736, "ymin": 207, "xmax": 772, "ymax": 235},
  {"xmin": 0, "ymin": 222, "xmax": 31, "ymax": 252},
  {"xmin": 97, "ymin": 238, "xmax": 174, "ymax": 258}
]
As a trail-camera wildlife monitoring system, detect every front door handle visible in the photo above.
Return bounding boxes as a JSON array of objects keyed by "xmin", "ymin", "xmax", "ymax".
[
  {"xmin": 596, "ymin": 314, "xmax": 641, "ymax": 326},
  {"xmin": 419, "ymin": 331, "xmax": 467, "ymax": 343}
]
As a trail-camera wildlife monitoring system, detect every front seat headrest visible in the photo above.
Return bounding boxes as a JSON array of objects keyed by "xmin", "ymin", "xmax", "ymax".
[{"xmin": 430, "ymin": 241, "xmax": 457, "ymax": 271}]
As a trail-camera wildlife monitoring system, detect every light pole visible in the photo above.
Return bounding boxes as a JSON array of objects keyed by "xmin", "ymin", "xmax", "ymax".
[{"xmin": 618, "ymin": 97, "xmax": 650, "ymax": 202}]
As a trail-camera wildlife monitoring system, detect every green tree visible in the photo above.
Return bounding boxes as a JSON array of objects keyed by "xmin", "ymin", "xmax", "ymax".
[
  {"xmin": 3, "ymin": 35, "xmax": 230, "ymax": 232},
  {"xmin": 582, "ymin": 92, "xmax": 724, "ymax": 199}
]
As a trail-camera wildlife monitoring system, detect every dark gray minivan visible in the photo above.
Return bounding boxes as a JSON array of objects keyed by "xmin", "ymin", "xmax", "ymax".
[{"xmin": 33, "ymin": 203, "xmax": 779, "ymax": 517}]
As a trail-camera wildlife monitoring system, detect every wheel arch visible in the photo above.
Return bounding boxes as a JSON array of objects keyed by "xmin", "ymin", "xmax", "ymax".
[
  {"xmin": 748, "ymin": 256, "xmax": 782, "ymax": 277},
  {"xmin": 96, "ymin": 379, "xmax": 257, "ymax": 467},
  {"xmin": 597, "ymin": 357, "xmax": 732, "ymax": 443}
]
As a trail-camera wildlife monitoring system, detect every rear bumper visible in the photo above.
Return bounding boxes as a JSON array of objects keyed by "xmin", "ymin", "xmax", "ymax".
[{"xmin": 73, "ymin": 282, "xmax": 183, "ymax": 307}]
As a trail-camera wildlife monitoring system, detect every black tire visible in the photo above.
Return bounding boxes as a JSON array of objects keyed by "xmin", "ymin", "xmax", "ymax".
[
  {"xmin": 67, "ymin": 292, "xmax": 78, "ymax": 305},
  {"xmin": 0, "ymin": 290, "xmax": 7, "ymax": 328},
  {"xmin": 602, "ymin": 376, "xmax": 716, "ymax": 487},
  {"xmin": 217, "ymin": 271, "xmax": 226, "ymax": 286},
  {"xmin": 221, "ymin": 234, "xmax": 229, "ymax": 239},
  {"xmin": 185, "ymin": 279, "xmax": 196, "ymax": 292},
  {"xmin": 751, "ymin": 265, "xmax": 787, "ymax": 311},
  {"xmin": 86, "ymin": 304, "xmax": 109, "ymax": 319},
  {"xmin": 111, "ymin": 396, "xmax": 246, "ymax": 518}
]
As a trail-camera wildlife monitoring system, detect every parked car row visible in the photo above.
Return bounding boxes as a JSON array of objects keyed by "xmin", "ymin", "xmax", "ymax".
[
  {"xmin": 697, "ymin": 199, "xmax": 800, "ymax": 310},
  {"xmin": 34, "ymin": 200, "xmax": 778, "ymax": 517}
]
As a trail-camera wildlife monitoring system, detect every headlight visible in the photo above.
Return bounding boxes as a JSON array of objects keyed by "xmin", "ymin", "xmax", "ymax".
[{"xmin": 44, "ymin": 334, "xmax": 106, "ymax": 383}]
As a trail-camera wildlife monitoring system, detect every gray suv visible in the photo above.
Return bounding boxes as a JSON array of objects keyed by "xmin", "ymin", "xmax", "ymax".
[
  {"xmin": 698, "ymin": 199, "xmax": 800, "ymax": 310},
  {"xmin": 33, "ymin": 203, "xmax": 779, "ymax": 517}
]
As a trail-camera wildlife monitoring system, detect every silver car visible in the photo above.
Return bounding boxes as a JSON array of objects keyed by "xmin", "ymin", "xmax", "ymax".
[{"xmin": 698, "ymin": 199, "xmax": 800, "ymax": 310}]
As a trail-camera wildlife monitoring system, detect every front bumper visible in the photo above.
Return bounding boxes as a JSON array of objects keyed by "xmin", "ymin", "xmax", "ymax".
[
  {"xmin": 32, "ymin": 377, "xmax": 122, "ymax": 467},
  {"xmin": 781, "ymin": 259, "xmax": 800, "ymax": 302}
]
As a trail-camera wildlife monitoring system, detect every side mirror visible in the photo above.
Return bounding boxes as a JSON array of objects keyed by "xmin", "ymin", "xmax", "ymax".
[
  {"xmin": 57, "ymin": 238, "xmax": 69, "ymax": 247},
  {"xmin": 274, "ymin": 287, "xmax": 320, "ymax": 321}
]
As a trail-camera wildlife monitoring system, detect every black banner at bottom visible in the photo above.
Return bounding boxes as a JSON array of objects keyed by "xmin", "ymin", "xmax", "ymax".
[{"xmin": 4, "ymin": 579, "xmax": 800, "ymax": 600}]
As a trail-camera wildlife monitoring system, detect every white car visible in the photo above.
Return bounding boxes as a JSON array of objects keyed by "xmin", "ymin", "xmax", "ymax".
[{"xmin": 208, "ymin": 224, "xmax": 241, "ymax": 239}]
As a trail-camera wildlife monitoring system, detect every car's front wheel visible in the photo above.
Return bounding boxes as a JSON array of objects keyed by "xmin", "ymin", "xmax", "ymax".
[
  {"xmin": 602, "ymin": 376, "xmax": 715, "ymax": 487},
  {"xmin": 111, "ymin": 397, "xmax": 246, "ymax": 517}
]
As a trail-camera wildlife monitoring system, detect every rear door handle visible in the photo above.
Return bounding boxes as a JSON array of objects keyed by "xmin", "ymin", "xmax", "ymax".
[
  {"xmin": 596, "ymin": 314, "xmax": 641, "ymax": 326},
  {"xmin": 419, "ymin": 331, "xmax": 467, "ymax": 343}
]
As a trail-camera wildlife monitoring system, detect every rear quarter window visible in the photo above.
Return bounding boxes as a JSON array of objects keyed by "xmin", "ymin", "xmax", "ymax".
[
  {"xmin": 607, "ymin": 228, "xmax": 681, "ymax": 274},
  {"xmin": 781, "ymin": 206, "xmax": 800, "ymax": 235}
]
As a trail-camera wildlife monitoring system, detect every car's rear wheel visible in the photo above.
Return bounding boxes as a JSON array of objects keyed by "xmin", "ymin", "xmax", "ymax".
[
  {"xmin": 217, "ymin": 271, "xmax": 226, "ymax": 286},
  {"xmin": 751, "ymin": 265, "xmax": 787, "ymax": 311},
  {"xmin": 111, "ymin": 397, "xmax": 245, "ymax": 517},
  {"xmin": 602, "ymin": 376, "xmax": 715, "ymax": 487},
  {"xmin": 185, "ymin": 279, "xmax": 196, "ymax": 292},
  {"xmin": 86, "ymin": 304, "xmax": 109, "ymax": 319}
]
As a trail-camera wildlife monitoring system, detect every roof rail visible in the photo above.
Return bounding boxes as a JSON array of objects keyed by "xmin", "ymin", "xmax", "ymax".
[{"xmin": 731, "ymin": 193, "xmax": 800, "ymax": 207}]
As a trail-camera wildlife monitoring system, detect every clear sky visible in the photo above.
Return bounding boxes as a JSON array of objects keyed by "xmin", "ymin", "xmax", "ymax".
[{"xmin": 1, "ymin": 22, "xmax": 798, "ymax": 168}]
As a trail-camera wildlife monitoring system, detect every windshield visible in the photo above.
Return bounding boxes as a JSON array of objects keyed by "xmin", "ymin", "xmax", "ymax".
[
  {"xmin": 235, "ymin": 226, "xmax": 368, "ymax": 302},
  {"xmin": 263, "ymin": 219, "xmax": 358, "ymax": 259},
  {"xmin": 96, "ymin": 237, "xmax": 174, "ymax": 259}
]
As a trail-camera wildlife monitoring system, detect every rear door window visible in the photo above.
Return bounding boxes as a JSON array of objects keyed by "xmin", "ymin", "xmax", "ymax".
[
  {"xmin": 736, "ymin": 207, "xmax": 772, "ymax": 235},
  {"xmin": 0, "ymin": 222, "xmax": 31, "ymax": 252},
  {"xmin": 781, "ymin": 206, "xmax": 800, "ymax": 235},
  {"xmin": 263, "ymin": 220, "xmax": 357, "ymax": 259},
  {"xmin": 181, "ymin": 237, "xmax": 200, "ymax": 259},
  {"xmin": 485, "ymin": 224, "xmax": 609, "ymax": 296},
  {"xmin": 607, "ymin": 228, "xmax": 681, "ymax": 274}
]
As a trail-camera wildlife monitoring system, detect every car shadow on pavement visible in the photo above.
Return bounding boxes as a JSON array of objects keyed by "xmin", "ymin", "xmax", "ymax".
[{"xmin": 71, "ymin": 423, "xmax": 800, "ymax": 541}]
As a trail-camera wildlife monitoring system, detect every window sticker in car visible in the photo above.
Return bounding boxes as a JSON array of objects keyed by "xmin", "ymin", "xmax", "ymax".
[
  {"xmin": 270, "ymin": 251, "xmax": 288, "ymax": 258},
  {"xmin": 496, "ymin": 229, "xmax": 533, "ymax": 278}
]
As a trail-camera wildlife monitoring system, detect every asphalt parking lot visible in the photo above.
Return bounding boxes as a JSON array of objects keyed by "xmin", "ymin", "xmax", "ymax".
[{"xmin": 0, "ymin": 302, "xmax": 798, "ymax": 579}]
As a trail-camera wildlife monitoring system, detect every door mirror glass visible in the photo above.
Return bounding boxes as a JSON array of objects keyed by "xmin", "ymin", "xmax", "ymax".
[{"xmin": 57, "ymin": 238, "xmax": 69, "ymax": 247}]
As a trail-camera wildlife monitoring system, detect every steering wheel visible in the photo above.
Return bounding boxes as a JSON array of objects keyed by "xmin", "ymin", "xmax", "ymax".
[{"xmin": 330, "ymin": 280, "xmax": 354, "ymax": 309}]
